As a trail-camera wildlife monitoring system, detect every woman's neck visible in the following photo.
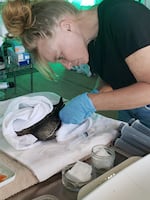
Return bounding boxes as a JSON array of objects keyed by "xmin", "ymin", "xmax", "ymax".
[{"xmin": 77, "ymin": 7, "xmax": 99, "ymax": 44}]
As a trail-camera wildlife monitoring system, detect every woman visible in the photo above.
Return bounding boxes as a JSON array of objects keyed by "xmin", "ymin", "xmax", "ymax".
[{"xmin": 2, "ymin": 0, "xmax": 150, "ymax": 127}]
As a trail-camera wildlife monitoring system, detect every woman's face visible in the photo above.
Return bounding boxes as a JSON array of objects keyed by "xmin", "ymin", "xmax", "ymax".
[{"xmin": 37, "ymin": 19, "xmax": 89, "ymax": 69}]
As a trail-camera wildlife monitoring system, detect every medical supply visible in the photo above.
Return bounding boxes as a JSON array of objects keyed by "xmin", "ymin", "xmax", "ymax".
[
  {"xmin": 91, "ymin": 145, "xmax": 115, "ymax": 176},
  {"xmin": 32, "ymin": 194, "xmax": 59, "ymax": 200},
  {"xmin": 7, "ymin": 47, "xmax": 31, "ymax": 66},
  {"xmin": 114, "ymin": 138, "xmax": 145, "ymax": 156},
  {"xmin": 0, "ymin": 81, "xmax": 15, "ymax": 89},
  {"xmin": 130, "ymin": 118, "xmax": 150, "ymax": 136},
  {"xmin": 62, "ymin": 161, "xmax": 92, "ymax": 192},
  {"xmin": 119, "ymin": 124, "xmax": 150, "ymax": 153}
]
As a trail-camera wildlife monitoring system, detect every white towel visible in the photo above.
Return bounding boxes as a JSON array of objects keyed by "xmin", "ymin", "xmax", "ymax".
[
  {"xmin": 56, "ymin": 118, "xmax": 93, "ymax": 143},
  {"xmin": 2, "ymin": 95, "xmax": 54, "ymax": 150},
  {"xmin": 0, "ymin": 92, "xmax": 122, "ymax": 182},
  {"xmin": 56, "ymin": 113, "xmax": 121, "ymax": 150}
]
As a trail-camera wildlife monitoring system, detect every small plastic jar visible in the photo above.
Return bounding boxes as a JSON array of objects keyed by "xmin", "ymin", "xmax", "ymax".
[
  {"xmin": 91, "ymin": 145, "xmax": 115, "ymax": 176},
  {"xmin": 62, "ymin": 163, "xmax": 92, "ymax": 192},
  {"xmin": 32, "ymin": 194, "xmax": 59, "ymax": 200}
]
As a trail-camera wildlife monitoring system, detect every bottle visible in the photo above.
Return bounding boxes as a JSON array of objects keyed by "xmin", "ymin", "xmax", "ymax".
[
  {"xmin": 130, "ymin": 119, "xmax": 150, "ymax": 136},
  {"xmin": 120, "ymin": 124, "xmax": 150, "ymax": 153},
  {"xmin": 114, "ymin": 138, "xmax": 145, "ymax": 156},
  {"xmin": 0, "ymin": 82, "xmax": 15, "ymax": 89}
]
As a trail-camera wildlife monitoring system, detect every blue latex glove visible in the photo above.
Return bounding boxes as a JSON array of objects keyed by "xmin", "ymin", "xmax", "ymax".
[
  {"xmin": 90, "ymin": 88, "xmax": 100, "ymax": 94},
  {"xmin": 59, "ymin": 93, "xmax": 96, "ymax": 124}
]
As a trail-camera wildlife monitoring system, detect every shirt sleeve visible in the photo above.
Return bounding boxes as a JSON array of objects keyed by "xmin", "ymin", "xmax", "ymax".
[{"xmin": 109, "ymin": 2, "xmax": 150, "ymax": 58}]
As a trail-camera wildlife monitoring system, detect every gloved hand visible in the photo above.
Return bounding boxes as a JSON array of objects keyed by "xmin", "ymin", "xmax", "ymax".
[{"xmin": 59, "ymin": 93, "xmax": 96, "ymax": 124}]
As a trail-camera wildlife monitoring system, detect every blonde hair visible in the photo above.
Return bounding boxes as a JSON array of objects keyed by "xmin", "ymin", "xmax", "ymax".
[{"xmin": 2, "ymin": 0, "xmax": 79, "ymax": 79}]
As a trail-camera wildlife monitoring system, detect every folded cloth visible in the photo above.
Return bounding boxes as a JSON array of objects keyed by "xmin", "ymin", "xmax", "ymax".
[
  {"xmin": 15, "ymin": 97, "xmax": 64, "ymax": 141},
  {"xmin": 56, "ymin": 118, "xmax": 93, "ymax": 143},
  {"xmin": 0, "ymin": 92, "xmax": 122, "ymax": 182},
  {"xmin": 2, "ymin": 95, "xmax": 54, "ymax": 150},
  {"xmin": 0, "ymin": 117, "xmax": 120, "ymax": 182}
]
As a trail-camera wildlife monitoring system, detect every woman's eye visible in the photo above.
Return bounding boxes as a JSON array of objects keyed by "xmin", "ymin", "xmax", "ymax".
[{"xmin": 58, "ymin": 56, "xmax": 64, "ymax": 60}]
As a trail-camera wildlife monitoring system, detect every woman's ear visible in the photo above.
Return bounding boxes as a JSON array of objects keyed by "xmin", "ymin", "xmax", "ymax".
[{"xmin": 59, "ymin": 19, "xmax": 72, "ymax": 32}]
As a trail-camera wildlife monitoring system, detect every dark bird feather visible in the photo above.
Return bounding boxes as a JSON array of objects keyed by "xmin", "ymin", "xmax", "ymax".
[{"xmin": 16, "ymin": 97, "xmax": 64, "ymax": 141}]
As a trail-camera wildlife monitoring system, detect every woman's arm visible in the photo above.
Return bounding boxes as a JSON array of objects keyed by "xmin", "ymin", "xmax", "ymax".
[
  {"xmin": 89, "ymin": 82, "xmax": 150, "ymax": 110},
  {"xmin": 89, "ymin": 45, "xmax": 150, "ymax": 110},
  {"xmin": 59, "ymin": 46, "xmax": 150, "ymax": 124},
  {"xmin": 94, "ymin": 76, "xmax": 113, "ymax": 93}
]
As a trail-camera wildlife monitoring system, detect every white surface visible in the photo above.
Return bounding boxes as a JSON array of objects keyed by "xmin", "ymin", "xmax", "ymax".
[
  {"xmin": 0, "ymin": 161, "xmax": 15, "ymax": 188},
  {"xmin": 0, "ymin": 92, "xmax": 121, "ymax": 182},
  {"xmin": 83, "ymin": 154, "xmax": 150, "ymax": 200}
]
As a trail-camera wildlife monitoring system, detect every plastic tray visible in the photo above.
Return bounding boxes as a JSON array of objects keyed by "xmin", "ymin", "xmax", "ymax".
[
  {"xmin": 0, "ymin": 161, "xmax": 15, "ymax": 188},
  {"xmin": 77, "ymin": 156, "xmax": 141, "ymax": 200}
]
